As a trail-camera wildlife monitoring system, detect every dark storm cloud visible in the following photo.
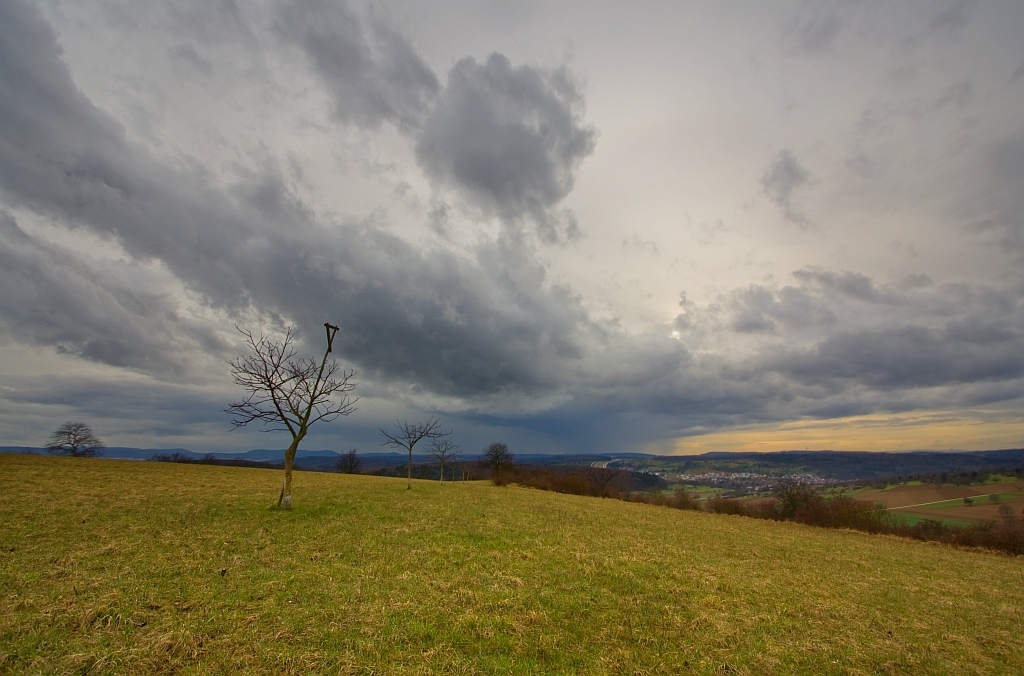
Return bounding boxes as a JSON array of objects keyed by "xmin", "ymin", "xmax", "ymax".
[
  {"xmin": 0, "ymin": 0, "xmax": 599, "ymax": 398},
  {"xmin": 2, "ymin": 372, "xmax": 227, "ymax": 437},
  {"xmin": 707, "ymin": 273, "xmax": 1024, "ymax": 398},
  {"xmin": 415, "ymin": 53, "xmax": 597, "ymax": 243},
  {"xmin": 728, "ymin": 283, "xmax": 837, "ymax": 335},
  {"xmin": 770, "ymin": 323, "xmax": 1024, "ymax": 390},
  {"xmin": 0, "ymin": 212, "xmax": 220, "ymax": 375},
  {"xmin": 275, "ymin": 4, "xmax": 596, "ymax": 243},
  {"xmin": 760, "ymin": 150, "xmax": 812, "ymax": 227},
  {"xmin": 274, "ymin": 0, "xmax": 439, "ymax": 129},
  {"xmin": 654, "ymin": 271, "xmax": 1024, "ymax": 437},
  {"xmin": 2, "ymin": 0, "xmax": 1022, "ymax": 453}
]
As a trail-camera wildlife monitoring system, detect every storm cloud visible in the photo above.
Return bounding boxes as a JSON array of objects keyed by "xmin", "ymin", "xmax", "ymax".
[
  {"xmin": 416, "ymin": 53, "xmax": 597, "ymax": 242},
  {"xmin": 1, "ymin": 0, "xmax": 1022, "ymax": 453},
  {"xmin": 0, "ymin": 0, "xmax": 602, "ymax": 401},
  {"xmin": 274, "ymin": 0, "xmax": 439, "ymax": 130}
]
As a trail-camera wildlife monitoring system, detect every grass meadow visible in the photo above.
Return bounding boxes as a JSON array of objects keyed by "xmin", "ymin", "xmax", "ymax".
[{"xmin": 2, "ymin": 453, "xmax": 1023, "ymax": 674}]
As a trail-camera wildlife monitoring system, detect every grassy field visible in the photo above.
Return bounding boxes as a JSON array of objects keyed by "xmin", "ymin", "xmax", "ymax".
[{"xmin": 2, "ymin": 454, "xmax": 1023, "ymax": 675}]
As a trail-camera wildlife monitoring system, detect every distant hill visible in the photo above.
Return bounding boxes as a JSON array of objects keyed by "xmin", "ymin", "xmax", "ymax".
[
  {"xmin": 0, "ymin": 446, "xmax": 409, "ymax": 472},
  {"xmin": 5, "ymin": 446, "xmax": 1023, "ymax": 480},
  {"xmin": 0, "ymin": 446, "xmax": 642, "ymax": 473}
]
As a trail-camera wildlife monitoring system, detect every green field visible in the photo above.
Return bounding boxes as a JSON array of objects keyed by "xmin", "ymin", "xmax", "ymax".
[
  {"xmin": 887, "ymin": 513, "xmax": 978, "ymax": 528},
  {"xmin": 2, "ymin": 454, "xmax": 1023, "ymax": 674}
]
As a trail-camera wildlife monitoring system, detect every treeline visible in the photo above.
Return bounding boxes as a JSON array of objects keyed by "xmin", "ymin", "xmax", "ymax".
[
  {"xmin": 503, "ymin": 464, "xmax": 666, "ymax": 495},
  {"xmin": 368, "ymin": 463, "xmax": 666, "ymax": 493},
  {"xmin": 634, "ymin": 485, "xmax": 1023, "ymax": 556},
  {"xmin": 370, "ymin": 464, "xmax": 467, "ymax": 481},
  {"xmin": 149, "ymin": 452, "xmax": 284, "ymax": 470},
  {"xmin": 863, "ymin": 465, "xmax": 1024, "ymax": 489}
]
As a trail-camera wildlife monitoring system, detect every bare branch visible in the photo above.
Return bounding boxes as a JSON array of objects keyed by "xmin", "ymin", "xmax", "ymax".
[
  {"xmin": 378, "ymin": 417, "xmax": 447, "ymax": 451},
  {"xmin": 429, "ymin": 437, "xmax": 461, "ymax": 483},
  {"xmin": 429, "ymin": 438, "xmax": 461, "ymax": 462},
  {"xmin": 46, "ymin": 422, "xmax": 104, "ymax": 457},
  {"xmin": 379, "ymin": 417, "xmax": 448, "ymax": 489},
  {"xmin": 225, "ymin": 326, "xmax": 359, "ymax": 434},
  {"xmin": 225, "ymin": 324, "xmax": 358, "ymax": 508}
]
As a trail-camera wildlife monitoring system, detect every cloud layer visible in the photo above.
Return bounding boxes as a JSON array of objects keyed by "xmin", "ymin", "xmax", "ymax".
[{"xmin": 1, "ymin": 0, "xmax": 1022, "ymax": 452}]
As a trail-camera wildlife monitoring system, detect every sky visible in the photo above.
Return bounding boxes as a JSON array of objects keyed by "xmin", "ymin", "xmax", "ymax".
[{"xmin": 1, "ymin": 0, "xmax": 1023, "ymax": 455}]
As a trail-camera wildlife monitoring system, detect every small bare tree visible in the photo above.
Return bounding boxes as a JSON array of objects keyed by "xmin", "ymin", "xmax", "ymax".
[
  {"xmin": 379, "ymin": 418, "xmax": 447, "ymax": 489},
  {"xmin": 481, "ymin": 442, "xmax": 514, "ymax": 484},
  {"xmin": 336, "ymin": 448, "xmax": 362, "ymax": 474},
  {"xmin": 584, "ymin": 465, "xmax": 622, "ymax": 498},
  {"xmin": 429, "ymin": 438, "xmax": 461, "ymax": 483},
  {"xmin": 46, "ymin": 422, "xmax": 104, "ymax": 457},
  {"xmin": 997, "ymin": 503, "xmax": 1017, "ymax": 530},
  {"xmin": 226, "ymin": 324, "xmax": 357, "ymax": 509}
]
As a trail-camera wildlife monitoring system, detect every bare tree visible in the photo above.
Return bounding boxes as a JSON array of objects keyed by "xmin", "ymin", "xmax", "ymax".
[
  {"xmin": 584, "ymin": 465, "xmax": 622, "ymax": 498},
  {"xmin": 481, "ymin": 442, "xmax": 514, "ymax": 484},
  {"xmin": 997, "ymin": 503, "xmax": 1016, "ymax": 530},
  {"xmin": 46, "ymin": 422, "xmax": 104, "ymax": 457},
  {"xmin": 336, "ymin": 448, "xmax": 362, "ymax": 474},
  {"xmin": 429, "ymin": 438, "xmax": 461, "ymax": 483},
  {"xmin": 379, "ymin": 418, "xmax": 447, "ymax": 489},
  {"xmin": 226, "ymin": 324, "xmax": 357, "ymax": 509}
]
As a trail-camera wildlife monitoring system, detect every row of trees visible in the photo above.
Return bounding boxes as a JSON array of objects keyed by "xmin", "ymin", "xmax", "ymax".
[
  {"xmin": 225, "ymin": 323, "xmax": 516, "ymax": 507},
  {"xmin": 338, "ymin": 441, "xmax": 513, "ymax": 483},
  {"xmin": 45, "ymin": 325, "xmax": 515, "ymax": 509}
]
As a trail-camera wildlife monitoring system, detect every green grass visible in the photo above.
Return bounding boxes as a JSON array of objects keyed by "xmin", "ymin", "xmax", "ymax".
[
  {"xmin": 2, "ymin": 454, "xmax": 1023, "ymax": 675},
  {"xmin": 887, "ymin": 513, "xmax": 977, "ymax": 528}
]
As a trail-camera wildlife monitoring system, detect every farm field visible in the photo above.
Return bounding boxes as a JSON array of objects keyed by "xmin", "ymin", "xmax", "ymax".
[
  {"xmin": 2, "ymin": 454, "xmax": 1024, "ymax": 675},
  {"xmin": 853, "ymin": 479, "xmax": 1024, "ymax": 525}
]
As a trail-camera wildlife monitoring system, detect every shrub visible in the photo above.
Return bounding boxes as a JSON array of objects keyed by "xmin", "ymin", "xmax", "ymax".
[
  {"xmin": 707, "ymin": 496, "xmax": 746, "ymax": 516},
  {"xmin": 669, "ymin": 487, "xmax": 700, "ymax": 511}
]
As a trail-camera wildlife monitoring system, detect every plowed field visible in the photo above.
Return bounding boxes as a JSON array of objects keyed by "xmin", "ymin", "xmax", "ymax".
[
  {"xmin": 855, "ymin": 483, "xmax": 1012, "ymax": 508},
  {"xmin": 853, "ymin": 480, "xmax": 1024, "ymax": 524}
]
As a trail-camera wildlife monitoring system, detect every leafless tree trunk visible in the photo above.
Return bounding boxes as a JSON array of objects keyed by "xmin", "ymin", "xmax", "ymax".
[
  {"xmin": 429, "ymin": 438, "xmax": 460, "ymax": 483},
  {"xmin": 379, "ymin": 418, "xmax": 448, "ymax": 489},
  {"xmin": 226, "ymin": 324, "xmax": 357, "ymax": 509}
]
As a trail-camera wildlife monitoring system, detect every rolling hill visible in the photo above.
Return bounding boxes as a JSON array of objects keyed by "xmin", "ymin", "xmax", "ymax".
[{"xmin": 1, "ymin": 453, "xmax": 1022, "ymax": 674}]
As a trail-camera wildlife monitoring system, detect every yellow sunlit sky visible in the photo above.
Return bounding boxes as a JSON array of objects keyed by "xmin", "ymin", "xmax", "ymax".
[{"xmin": 659, "ymin": 410, "xmax": 1024, "ymax": 455}]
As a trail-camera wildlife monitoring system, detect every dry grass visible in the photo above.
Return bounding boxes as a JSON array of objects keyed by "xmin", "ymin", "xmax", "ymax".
[{"xmin": 2, "ymin": 453, "xmax": 1023, "ymax": 674}]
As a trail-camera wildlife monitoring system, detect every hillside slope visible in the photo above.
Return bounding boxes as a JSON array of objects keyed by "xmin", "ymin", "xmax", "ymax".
[{"xmin": 1, "ymin": 454, "xmax": 1021, "ymax": 674}]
